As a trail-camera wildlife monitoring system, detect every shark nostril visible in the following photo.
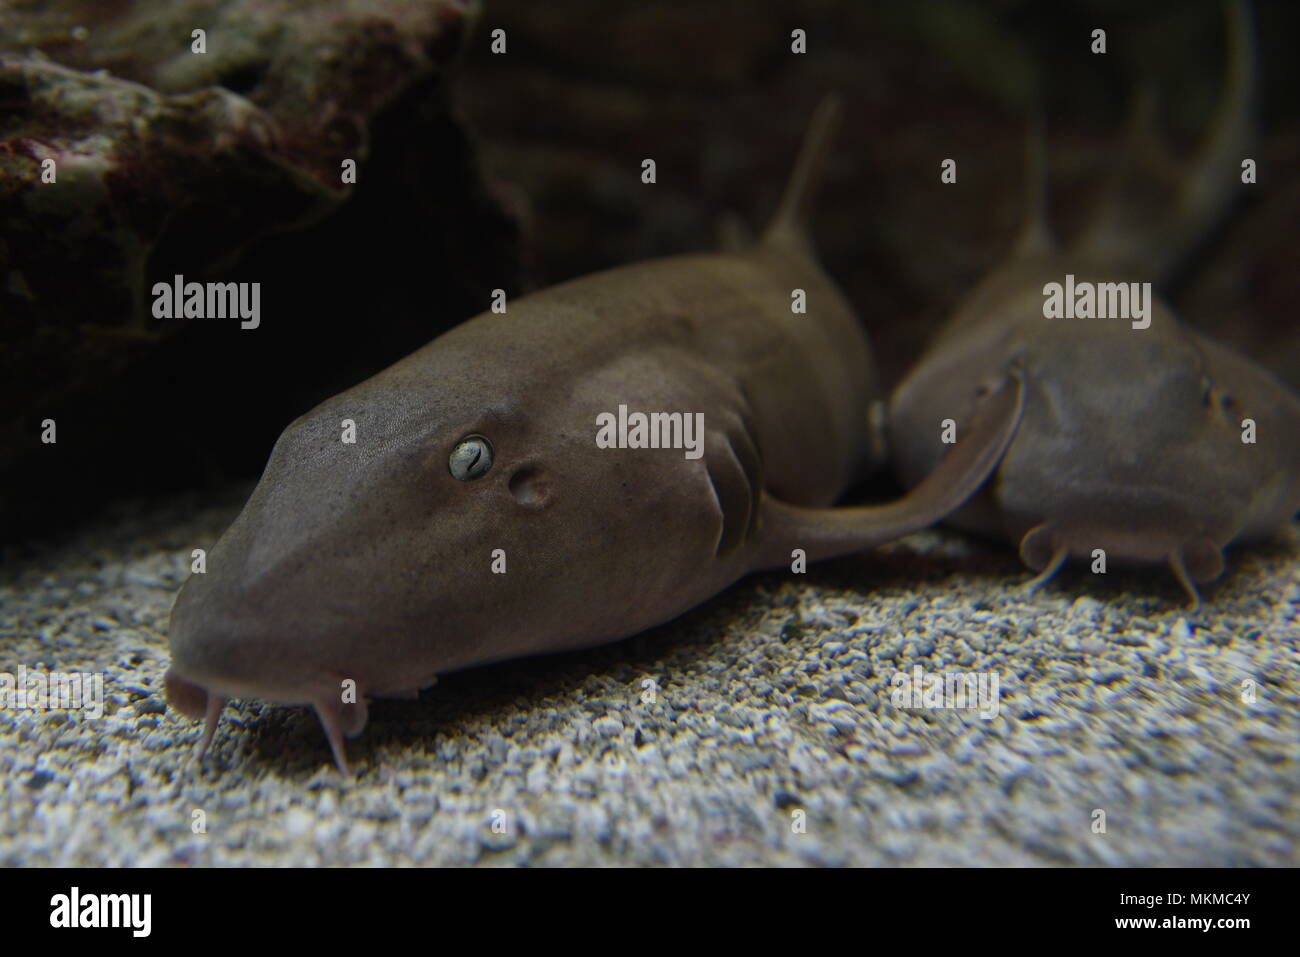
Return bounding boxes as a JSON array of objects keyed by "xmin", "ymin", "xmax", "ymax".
[
  {"xmin": 163, "ymin": 667, "xmax": 210, "ymax": 720},
  {"xmin": 509, "ymin": 464, "xmax": 555, "ymax": 508}
]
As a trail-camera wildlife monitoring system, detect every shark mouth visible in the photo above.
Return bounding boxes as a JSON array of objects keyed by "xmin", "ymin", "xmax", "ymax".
[
  {"xmin": 163, "ymin": 667, "xmax": 368, "ymax": 778},
  {"xmin": 1017, "ymin": 523, "xmax": 1226, "ymax": 611}
]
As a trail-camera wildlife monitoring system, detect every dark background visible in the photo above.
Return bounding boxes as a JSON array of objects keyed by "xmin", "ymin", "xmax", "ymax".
[{"xmin": 2, "ymin": 0, "xmax": 1297, "ymax": 543}]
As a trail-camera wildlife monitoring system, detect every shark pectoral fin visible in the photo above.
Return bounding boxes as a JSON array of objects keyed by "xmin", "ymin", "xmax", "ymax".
[{"xmin": 755, "ymin": 373, "xmax": 1023, "ymax": 568}]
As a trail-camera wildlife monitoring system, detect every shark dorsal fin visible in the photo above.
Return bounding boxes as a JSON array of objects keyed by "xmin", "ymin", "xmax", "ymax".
[{"xmin": 761, "ymin": 93, "xmax": 844, "ymax": 254}]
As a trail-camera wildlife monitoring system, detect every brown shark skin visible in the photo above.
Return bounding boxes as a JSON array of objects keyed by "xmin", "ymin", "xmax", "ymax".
[
  {"xmin": 164, "ymin": 99, "xmax": 1023, "ymax": 774},
  {"xmin": 889, "ymin": 258, "xmax": 1300, "ymax": 578},
  {"xmin": 886, "ymin": 1, "xmax": 1300, "ymax": 605}
]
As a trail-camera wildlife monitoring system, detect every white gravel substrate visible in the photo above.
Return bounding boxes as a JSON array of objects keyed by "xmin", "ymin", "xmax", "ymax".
[{"xmin": 1, "ymin": 492, "xmax": 1297, "ymax": 866}]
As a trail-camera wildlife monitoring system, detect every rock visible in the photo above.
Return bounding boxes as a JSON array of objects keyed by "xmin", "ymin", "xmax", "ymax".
[{"xmin": 0, "ymin": 0, "xmax": 522, "ymax": 537}]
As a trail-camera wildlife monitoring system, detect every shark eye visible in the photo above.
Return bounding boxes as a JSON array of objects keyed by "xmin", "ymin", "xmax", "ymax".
[
  {"xmin": 1217, "ymin": 390, "xmax": 1245, "ymax": 421},
  {"xmin": 449, "ymin": 434, "xmax": 494, "ymax": 480}
]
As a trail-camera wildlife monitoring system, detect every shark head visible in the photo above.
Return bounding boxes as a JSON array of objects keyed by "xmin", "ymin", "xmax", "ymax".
[{"xmin": 165, "ymin": 311, "xmax": 733, "ymax": 775}]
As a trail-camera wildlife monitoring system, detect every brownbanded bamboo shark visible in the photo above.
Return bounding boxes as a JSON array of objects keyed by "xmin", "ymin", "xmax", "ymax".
[
  {"xmin": 165, "ymin": 98, "xmax": 1024, "ymax": 776},
  {"xmin": 888, "ymin": 0, "xmax": 1300, "ymax": 608}
]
